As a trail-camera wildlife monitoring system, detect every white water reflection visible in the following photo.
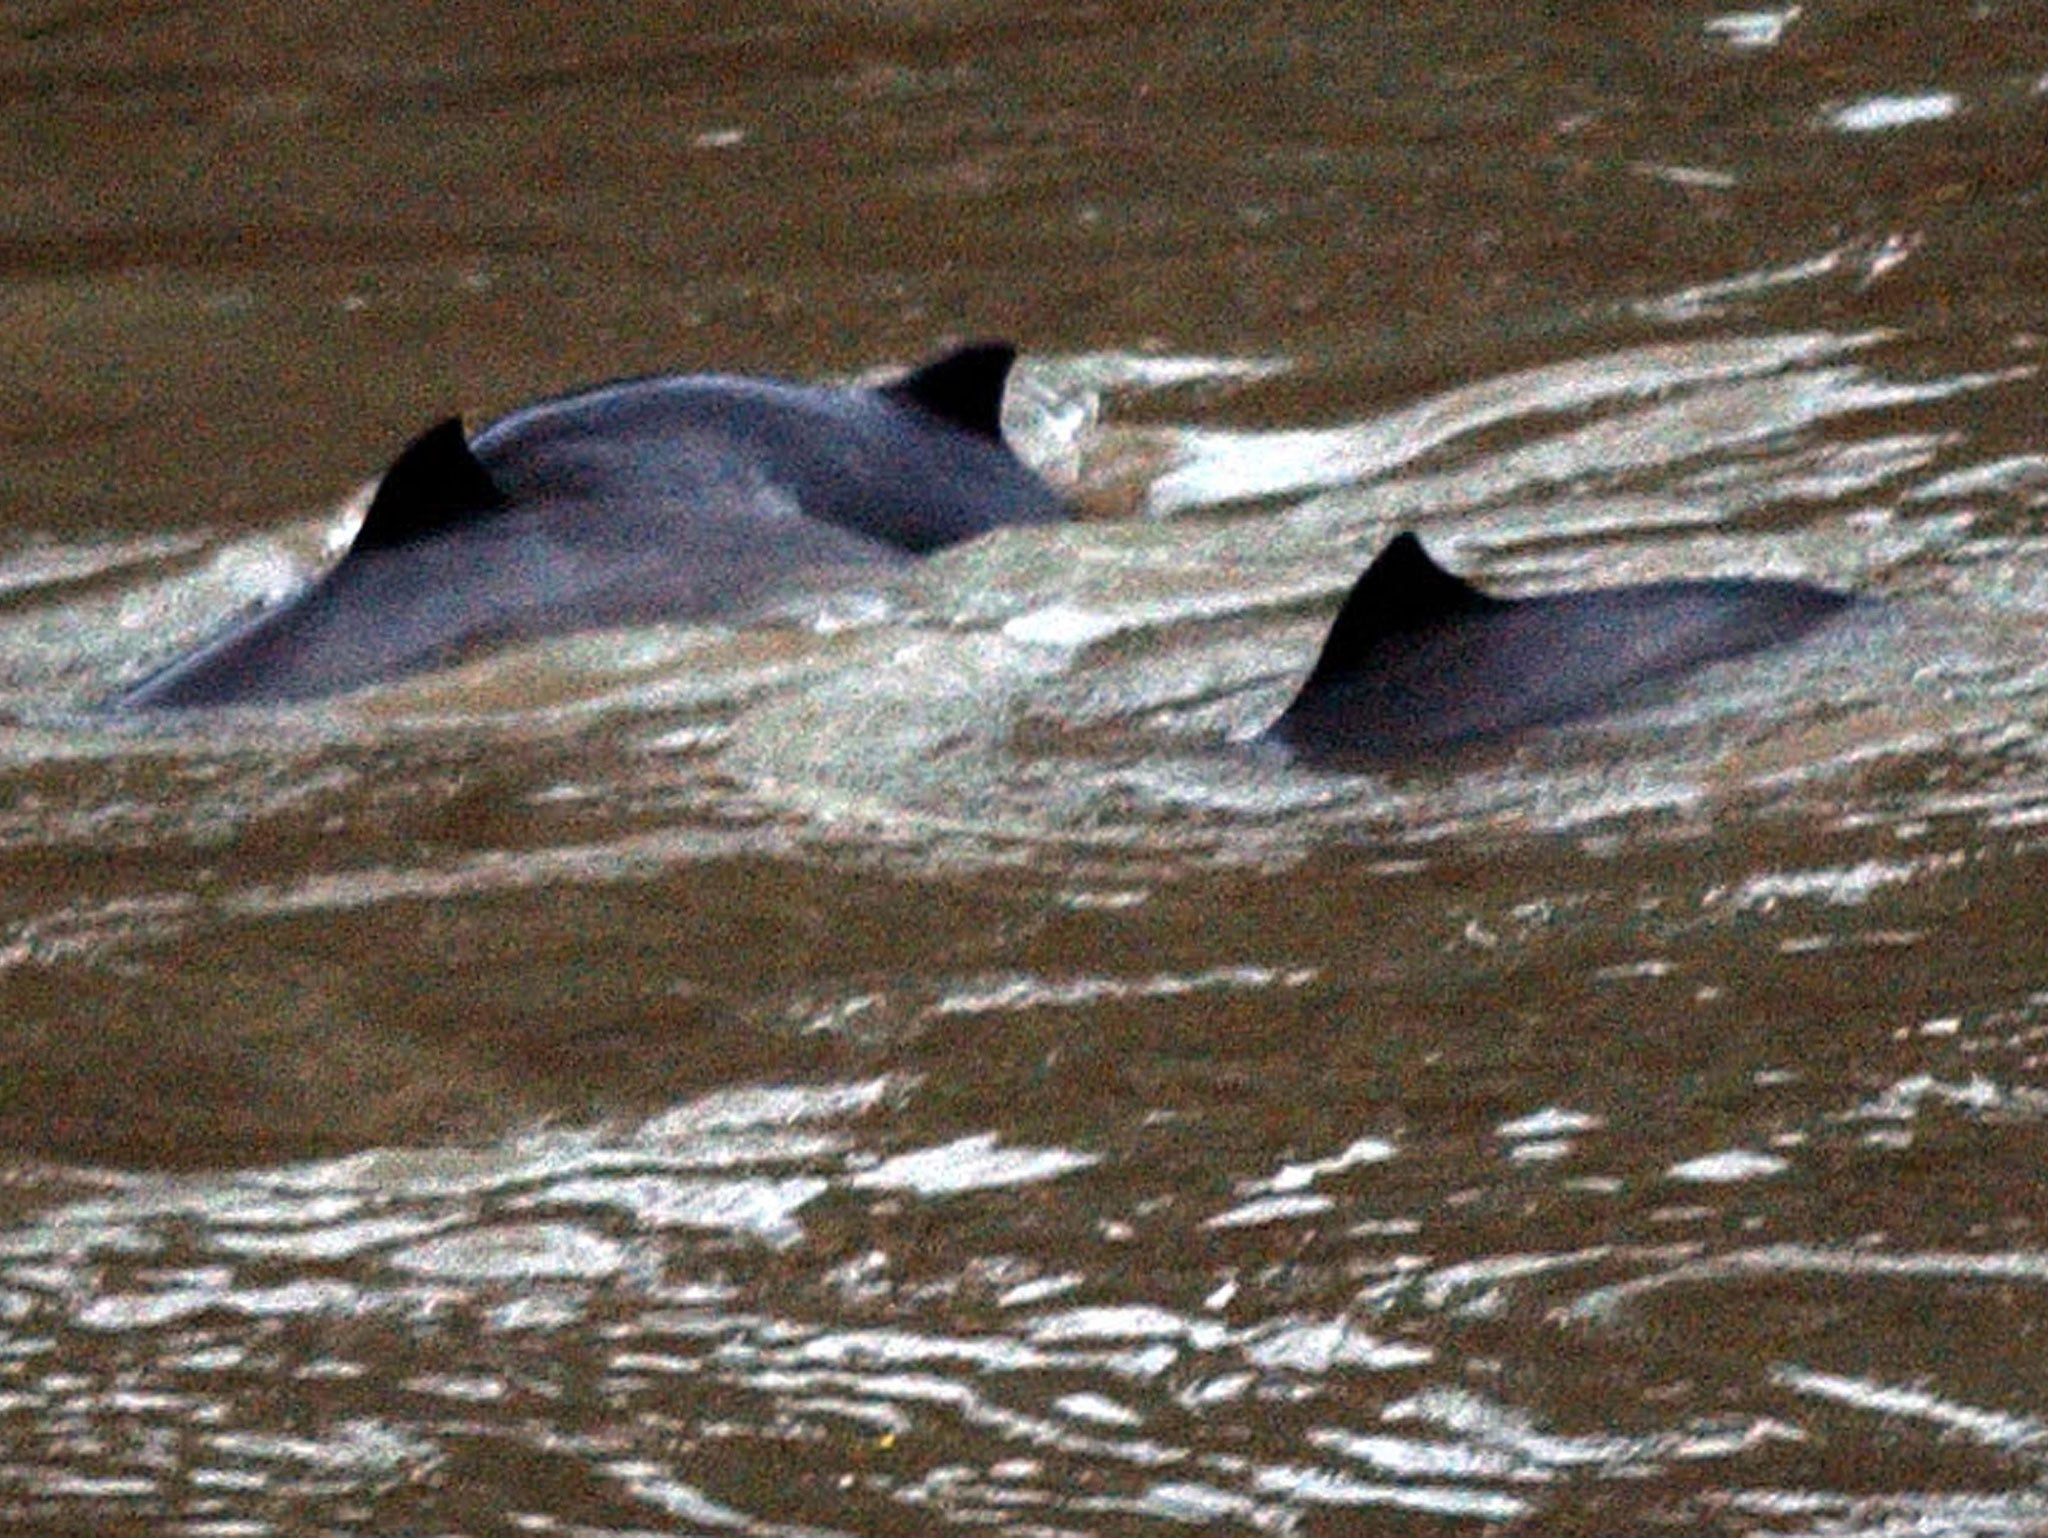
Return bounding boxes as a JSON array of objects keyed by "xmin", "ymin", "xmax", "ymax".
[
  {"xmin": 1823, "ymin": 92, "xmax": 1962, "ymax": 133},
  {"xmin": 1566, "ymin": 1246, "xmax": 2048, "ymax": 1323},
  {"xmin": 1843, "ymin": 1073, "xmax": 2048, "ymax": 1125},
  {"xmin": 1666, "ymin": 1149, "xmax": 1790, "ymax": 1183},
  {"xmin": 1138, "ymin": 332, "xmax": 1885, "ymax": 514},
  {"xmin": 1704, "ymin": 8, "xmax": 1799, "ymax": 49},
  {"xmin": 517, "ymin": 1174, "xmax": 830, "ymax": 1244},
  {"xmin": 1378, "ymin": 1386, "xmax": 1803, "ymax": 1472},
  {"xmin": 1633, "ymin": 241, "xmax": 1935, "ymax": 322},
  {"xmin": 1729, "ymin": 1490, "xmax": 2048, "ymax": 1536},
  {"xmin": 845, "ymin": 1134, "xmax": 1099, "ymax": 1196},
  {"xmin": 931, "ymin": 965, "xmax": 1313, "ymax": 1017},
  {"xmin": 1773, "ymin": 1367, "xmax": 2048, "ymax": 1454},
  {"xmin": 1250, "ymin": 1463, "xmax": 1533, "ymax": 1522},
  {"xmin": 1254, "ymin": 1135, "xmax": 1399, "ymax": 1194},
  {"xmin": 1206, "ymin": 1193, "xmax": 1336, "ymax": 1228},
  {"xmin": 1497, "ymin": 1107, "xmax": 1601, "ymax": 1138}
]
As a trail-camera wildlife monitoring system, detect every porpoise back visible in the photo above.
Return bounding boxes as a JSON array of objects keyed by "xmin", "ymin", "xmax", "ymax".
[
  {"xmin": 115, "ymin": 342, "xmax": 1066, "ymax": 709},
  {"xmin": 1265, "ymin": 532, "xmax": 1854, "ymax": 766}
]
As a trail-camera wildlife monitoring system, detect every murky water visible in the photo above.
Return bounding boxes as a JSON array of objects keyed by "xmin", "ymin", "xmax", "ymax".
[{"xmin": 6, "ymin": 1, "xmax": 2048, "ymax": 1532}]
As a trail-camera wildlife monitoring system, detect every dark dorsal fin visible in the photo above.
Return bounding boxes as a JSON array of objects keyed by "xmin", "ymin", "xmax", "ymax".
[
  {"xmin": 1298, "ymin": 532, "xmax": 1507, "ymax": 691},
  {"xmin": 881, "ymin": 342, "xmax": 1017, "ymax": 441},
  {"xmin": 352, "ymin": 417, "xmax": 506, "ymax": 553}
]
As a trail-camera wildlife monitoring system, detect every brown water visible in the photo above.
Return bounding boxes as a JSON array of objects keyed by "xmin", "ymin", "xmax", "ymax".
[{"xmin": 6, "ymin": 2, "xmax": 2048, "ymax": 1533}]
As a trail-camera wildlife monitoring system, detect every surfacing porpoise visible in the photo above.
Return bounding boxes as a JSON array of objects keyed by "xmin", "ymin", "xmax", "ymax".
[
  {"xmin": 114, "ymin": 342, "xmax": 1067, "ymax": 709},
  {"xmin": 1265, "ymin": 531, "xmax": 1853, "ymax": 766}
]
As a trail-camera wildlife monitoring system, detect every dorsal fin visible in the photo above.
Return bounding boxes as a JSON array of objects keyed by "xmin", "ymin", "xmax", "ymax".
[
  {"xmin": 881, "ymin": 342, "xmax": 1016, "ymax": 441},
  {"xmin": 352, "ymin": 417, "xmax": 505, "ymax": 553},
  {"xmin": 1298, "ymin": 532, "xmax": 1506, "ymax": 691}
]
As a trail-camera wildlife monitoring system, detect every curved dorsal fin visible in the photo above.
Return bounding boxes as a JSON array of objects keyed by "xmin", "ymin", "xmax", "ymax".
[
  {"xmin": 881, "ymin": 342, "xmax": 1016, "ymax": 441},
  {"xmin": 352, "ymin": 417, "xmax": 505, "ymax": 553},
  {"xmin": 1298, "ymin": 532, "xmax": 1506, "ymax": 691}
]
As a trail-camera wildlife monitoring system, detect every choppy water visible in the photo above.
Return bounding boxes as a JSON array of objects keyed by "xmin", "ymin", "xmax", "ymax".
[{"xmin": 6, "ymin": 1, "xmax": 2048, "ymax": 1533}]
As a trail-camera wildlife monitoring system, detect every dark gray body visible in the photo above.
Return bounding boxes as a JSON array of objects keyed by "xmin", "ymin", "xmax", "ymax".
[
  {"xmin": 114, "ymin": 343, "xmax": 1067, "ymax": 708},
  {"xmin": 1265, "ymin": 532, "xmax": 1854, "ymax": 766}
]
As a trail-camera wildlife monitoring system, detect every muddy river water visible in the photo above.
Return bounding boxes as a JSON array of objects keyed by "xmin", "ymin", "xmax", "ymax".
[{"xmin": 5, "ymin": 1, "xmax": 2048, "ymax": 1532}]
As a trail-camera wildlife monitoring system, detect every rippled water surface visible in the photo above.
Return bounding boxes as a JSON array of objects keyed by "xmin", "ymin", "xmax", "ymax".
[{"xmin": 7, "ymin": 1, "xmax": 2048, "ymax": 1532}]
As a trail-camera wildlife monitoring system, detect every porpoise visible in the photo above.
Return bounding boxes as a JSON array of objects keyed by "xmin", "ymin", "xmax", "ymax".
[
  {"xmin": 1264, "ymin": 531, "xmax": 1854, "ymax": 765},
  {"xmin": 114, "ymin": 342, "xmax": 1067, "ymax": 708}
]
